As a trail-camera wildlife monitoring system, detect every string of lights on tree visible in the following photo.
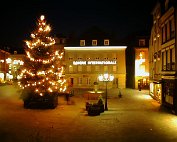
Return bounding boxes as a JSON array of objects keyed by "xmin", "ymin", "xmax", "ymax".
[{"xmin": 19, "ymin": 15, "xmax": 67, "ymax": 96}]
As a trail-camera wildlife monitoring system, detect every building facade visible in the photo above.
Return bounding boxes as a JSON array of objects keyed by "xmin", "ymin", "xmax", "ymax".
[
  {"xmin": 0, "ymin": 49, "xmax": 10, "ymax": 83},
  {"xmin": 64, "ymin": 46, "xmax": 127, "ymax": 89},
  {"xmin": 149, "ymin": 1, "xmax": 162, "ymax": 103},
  {"xmin": 149, "ymin": 0, "xmax": 177, "ymax": 111},
  {"xmin": 8, "ymin": 51, "xmax": 25, "ymax": 80},
  {"xmin": 135, "ymin": 47, "xmax": 149, "ymax": 90},
  {"xmin": 64, "ymin": 27, "xmax": 126, "ymax": 89},
  {"xmin": 123, "ymin": 34, "xmax": 149, "ymax": 89}
]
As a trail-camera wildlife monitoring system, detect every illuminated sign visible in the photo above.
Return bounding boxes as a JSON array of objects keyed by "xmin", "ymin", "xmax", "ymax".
[
  {"xmin": 73, "ymin": 61, "xmax": 117, "ymax": 65},
  {"xmin": 64, "ymin": 46, "xmax": 127, "ymax": 51}
]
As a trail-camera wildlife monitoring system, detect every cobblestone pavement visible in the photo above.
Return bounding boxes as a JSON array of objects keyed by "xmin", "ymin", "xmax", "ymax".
[{"xmin": 0, "ymin": 85, "xmax": 177, "ymax": 142}]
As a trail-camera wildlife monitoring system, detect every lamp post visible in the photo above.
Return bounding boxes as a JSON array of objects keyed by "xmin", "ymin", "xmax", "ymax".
[{"xmin": 98, "ymin": 73, "xmax": 114, "ymax": 111}]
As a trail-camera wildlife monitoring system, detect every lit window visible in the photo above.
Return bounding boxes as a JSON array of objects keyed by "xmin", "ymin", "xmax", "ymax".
[
  {"xmin": 69, "ymin": 65, "xmax": 74, "ymax": 72},
  {"xmin": 139, "ymin": 51, "xmax": 145, "ymax": 59},
  {"xmin": 104, "ymin": 39, "xmax": 109, "ymax": 45},
  {"xmin": 92, "ymin": 40, "xmax": 97, "ymax": 46},
  {"xmin": 95, "ymin": 66, "xmax": 100, "ymax": 71},
  {"xmin": 80, "ymin": 40, "xmax": 85, "ymax": 46},
  {"xmin": 78, "ymin": 77, "xmax": 82, "ymax": 84},
  {"xmin": 167, "ymin": 49, "xmax": 170, "ymax": 70},
  {"xmin": 139, "ymin": 39, "xmax": 145, "ymax": 46},
  {"xmin": 172, "ymin": 48, "xmax": 175, "ymax": 70},
  {"xmin": 113, "ymin": 66, "xmax": 117, "ymax": 72},
  {"xmin": 104, "ymin": 66, "xmax": 108, "ymax": 72},
  {"xmin": 78, "ymin": 66, "xmax": 82, "ymax": 72},
  {"xmin": 86, "ymin": 78, "xmax": 91, "ymax": 84},
  {"xmin": 162, "ymin": 51, "xmax": 166, "ymax": 71},
  {"xmin": 87, "ymin": 66, "xmax": 91, "ymax": 72}
]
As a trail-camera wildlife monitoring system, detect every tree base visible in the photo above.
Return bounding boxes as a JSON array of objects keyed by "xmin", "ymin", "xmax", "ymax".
[{"xmin": 23, "ymin": 93, "xmax": 58, "ymax": 109}]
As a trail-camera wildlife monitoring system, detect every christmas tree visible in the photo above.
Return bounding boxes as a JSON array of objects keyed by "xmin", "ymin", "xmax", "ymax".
[{"xmin": 19, "ymin": 15, "xmax": 67, "ymax": 108}]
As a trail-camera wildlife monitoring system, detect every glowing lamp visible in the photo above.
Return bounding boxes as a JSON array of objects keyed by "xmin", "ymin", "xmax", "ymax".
[
  {"xmin": 40, "ymin": 15, "xmax": 45, "ymax": 21},
  {"xmin": 98, "ymin": 73, "xmax": 114, "ymax": 110}
]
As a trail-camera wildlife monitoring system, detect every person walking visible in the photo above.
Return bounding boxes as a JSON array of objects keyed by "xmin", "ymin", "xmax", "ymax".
[{"xmin": 65, "ymin": 93, "xmax": 70, "ymax": 104}]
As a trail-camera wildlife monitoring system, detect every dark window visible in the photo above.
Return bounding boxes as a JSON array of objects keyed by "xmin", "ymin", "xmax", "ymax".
[{"xmin": 139, "ymin": 39, "xmax": 145, "ymax": 46}]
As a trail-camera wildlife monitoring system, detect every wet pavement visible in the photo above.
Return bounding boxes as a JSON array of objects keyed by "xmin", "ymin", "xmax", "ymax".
[{"xmin": 0, "ymin": 85, "xmax": 177, "ymax": 142}]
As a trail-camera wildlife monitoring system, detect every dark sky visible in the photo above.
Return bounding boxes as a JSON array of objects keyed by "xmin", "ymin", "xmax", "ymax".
[{"xmin": 0, "ymin": 0, "xmax": 157, "ymax": 53}]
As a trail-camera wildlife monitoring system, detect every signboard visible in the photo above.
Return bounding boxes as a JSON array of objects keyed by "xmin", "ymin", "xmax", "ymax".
[{"xmin": 73, "ymin": 61, "xmax": 117, "ymax": 65}]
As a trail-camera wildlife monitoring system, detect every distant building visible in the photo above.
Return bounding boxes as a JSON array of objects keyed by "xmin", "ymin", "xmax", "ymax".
[
  {"xmin": 9, "ymin": 51, "xmax": 25, "ymax": 80},
  {"xmin": 0, "ymin": 49, "xmax": 10, "ymax": 82},
  {"xmin": 135, "ymin": 47, "xmax": 149, "ymax": 90},
  {"xmin": 123, "ymin": 34, "xmax": 149, "ymax": 89},
  {"xmin": 64, "ymin": 27, "xmax": 127, "ymax": 89}
]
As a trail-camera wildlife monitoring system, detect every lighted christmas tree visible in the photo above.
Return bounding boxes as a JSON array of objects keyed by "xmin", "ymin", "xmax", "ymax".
[{"xmin": 19, "ymin": 15, "xmax": 67, "ymax": 108}]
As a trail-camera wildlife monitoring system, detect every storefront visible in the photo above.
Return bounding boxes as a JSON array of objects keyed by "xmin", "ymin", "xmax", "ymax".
[
  {"xmin": 149, "ymin": 81, "xmax": 162, "ymax": 103},
  {"xmin": 161, "ymin": 77, "xmax": 177, "ymax": 112},
  {"xmin": 137, "ymin": 77, "xmax": 149, "ymax": 90}
]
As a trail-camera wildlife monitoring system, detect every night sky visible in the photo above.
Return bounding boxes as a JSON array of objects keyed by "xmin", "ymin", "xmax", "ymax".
[{"xmin": 0, "ymin": 0, "xmax": 157, "ymax": 53}]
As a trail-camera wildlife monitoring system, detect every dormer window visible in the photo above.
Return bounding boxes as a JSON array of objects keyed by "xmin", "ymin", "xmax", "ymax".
[
  {"xmin": 139, "ymin": 39, "xmax": 145, "ymax": 47},
  {"xmin": 92, "ymin": 40, "xmax": 97, "ymax": 46},
  {"xmin": 80, "ymin": 40, "xmax": 85, "ymax": 46},
  {"xmin": 104, "ymin": 39, "xmax": 109, "ymax": 45}
]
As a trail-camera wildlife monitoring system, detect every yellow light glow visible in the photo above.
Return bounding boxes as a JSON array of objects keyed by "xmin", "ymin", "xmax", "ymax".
[
  {"xmin": 135, "ymin": 59, "xmax": 149, "ymax": 77},
  {"xmin": 40, "ymin": 15, "xmax": 45, "ymax": 21},
  {"xmin": 48, "ymin": 87, "xmax": 53, "ymax": 92},
  {"xmin": 31, "ymin": 34, "xmax": 35, "ymax": 38},
  {"xmin": 18, "ymin": 14, "xmax": 67, "ymax": 97},
  {"xmin": 6, "ymin": 58, "xmax": 12, "ymax": 64},
  {"xmin": 98, "ymin": 74, "xmax": 114, "ymax": 81}
]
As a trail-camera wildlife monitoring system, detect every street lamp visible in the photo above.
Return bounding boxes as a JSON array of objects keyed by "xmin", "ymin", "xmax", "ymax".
[{"xmin": 98, "ymin": 73, "xmax": 114, "ymax": 111}]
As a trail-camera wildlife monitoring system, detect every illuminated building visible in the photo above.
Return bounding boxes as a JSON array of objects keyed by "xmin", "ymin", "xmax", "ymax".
[
  {"xmin": 124, "ymin": 34, "xmax": 149, "ymax": 89},
  {"xmin": 64, "ymin": 27, "xmax": 126, "ymax": 89},
  {"xmin": 64, "ymin": 46, "xmax": 126, "ymax": 89},
  {"xmin": 149, "ymin": 1, "xmax": 162, "ymax": 103},
  {"xmin": 0, "ymin": 49, "xmax": 10, "ymax": 82},
  {"xmin": 8, "ymin": 51, "xmax": 25, "ymax": 80},
  {"xmin": 135, "ymin": 48, "xmax": 149, "ymax": 90},
  {"xmin": 149, "ymin": 0, "xmax": 177, "ymax": 112}
]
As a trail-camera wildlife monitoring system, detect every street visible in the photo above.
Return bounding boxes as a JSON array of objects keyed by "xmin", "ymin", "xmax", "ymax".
[{"xmin": 0, "ymin": 85, "xmax": 177, "ymax": 142}]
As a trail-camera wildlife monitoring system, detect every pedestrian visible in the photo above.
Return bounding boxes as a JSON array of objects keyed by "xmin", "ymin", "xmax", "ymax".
[
  {"xmin": 65, "ymin": 93, "xmax": 70, "ymax": 104},
  {"xmin": 139, "ymin": 84, "xmax": 142, "ymax": 91},
  {"xmin": 118, "ymin": 90, "xmax": 122, "ymax": 98}
]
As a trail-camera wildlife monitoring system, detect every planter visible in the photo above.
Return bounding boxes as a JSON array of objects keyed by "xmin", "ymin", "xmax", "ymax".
[
  {"xmin": 22, "ymin": 92, "xmax": 58, "ymax": 109},
  {"xmin": 86, "ymin": 102, "xmax": 92, "ymax": 111},
  {"xmin": 88, "ymin": 104, "xmax": 100, "ymax": 116}
]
